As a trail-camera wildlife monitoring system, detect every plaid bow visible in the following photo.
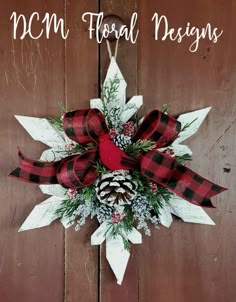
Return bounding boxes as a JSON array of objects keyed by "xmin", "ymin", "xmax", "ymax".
[
  {"xmin": 9, "ymin": 109, "xmax": 135, "ymax": 189},
  {"xmin": 10, "ymin": 109, "xmax": 105, "ymax": 189},
  {"xmin": 10, "ymin": 109, "xmax": 226, "ymax": 206}
]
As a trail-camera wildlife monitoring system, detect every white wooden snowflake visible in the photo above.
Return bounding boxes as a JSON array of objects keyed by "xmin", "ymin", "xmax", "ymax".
[{"xmin": 14, "ymin": 57, "xmax": 214, "ymax": 285}]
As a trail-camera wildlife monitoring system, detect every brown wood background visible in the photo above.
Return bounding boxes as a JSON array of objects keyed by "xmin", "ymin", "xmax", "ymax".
[{"xmin": 0, "ymin": 1, "xmax": 235, "ymax": 301}]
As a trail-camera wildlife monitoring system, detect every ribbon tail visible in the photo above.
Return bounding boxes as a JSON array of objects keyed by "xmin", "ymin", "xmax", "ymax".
[
  {"xmin": 165, "ymin": 165, "xmax": 227, "ymax": 207},
  {"xmin": 9, "ymin": 148, "xmax": 99, "ymax": 189},
  {"xmin": 9, "ymin": 149, "xmax": 59, "ymax": 185},
  {"xmin": 141, "ymin": 150, "xmax": 227, "ymax": 207}
]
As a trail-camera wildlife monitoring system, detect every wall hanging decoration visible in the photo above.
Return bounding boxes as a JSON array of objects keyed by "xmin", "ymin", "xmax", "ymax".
[{"xmin": 9, "ymin": 55, "xmax": 226, "ymax": 285}]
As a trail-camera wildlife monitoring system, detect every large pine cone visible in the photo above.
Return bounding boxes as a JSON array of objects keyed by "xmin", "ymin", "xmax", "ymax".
[{"xmin": 96, "ymin": 171, "xmax": 137, "ymax": 206}]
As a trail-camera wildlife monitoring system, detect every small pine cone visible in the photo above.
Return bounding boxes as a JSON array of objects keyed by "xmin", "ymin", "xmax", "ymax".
[
  {"xmin": 132, "ymin": 194, "xmax": 150, "ymax": 214},
  {"xmin": 96, "ymin": 171, "xmax": 137, "ymax": 206},
  {"xmin": 96, "ymin": 205, "xmax": 112, "ymax": 223},
  {"xmin": 112, "ymin": 134, "xmax": 132, "ymax": 150}
]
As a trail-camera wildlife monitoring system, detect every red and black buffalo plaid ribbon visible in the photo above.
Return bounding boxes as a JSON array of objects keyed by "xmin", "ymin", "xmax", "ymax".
[
  {"xmin": 133, "ymin": 110, "xmax": 226, "ymax": 207},
  {"xmin": 9, "ymin": 109, "xmax": 135, "ymax": 189},
  {"xmin": 10, "ymin": 108, "xmax": 226, "ymax": 206},
  {"xmin": 10, "ymin": 109, "xmax": 108, "ymax": 189}
]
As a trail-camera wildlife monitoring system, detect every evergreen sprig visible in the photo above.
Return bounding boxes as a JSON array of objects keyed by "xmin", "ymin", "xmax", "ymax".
[
  {"xmin": 57, "ymin": 143, "xmax": 88, "ymax": 156},
  {"xmin": 156, "ymin": 184, "xmax": 173, "ymax": 204},
  {"xmin": 95, "ymin": 160, "xmax": 110, "ymax": 175},
  {"xmin": 71, "ymin": 143, "xmax": 88, "ymax": 153},
  {"xmin": 132, "ymin": 171, "xmax": 172, "ymax": 214},
  {"xmin": 101, "ymin": 74, "xmax": 120, "ymax": 129},
  {"xmin": 56, "ymin": 184, "xmax": 96, "ymax": 220},
  {"xmin": 49, "ymin": 102, "xmax": 67, "ymax": 131},
  {"xmin": 56, "ymin": 198, "xmax": 81, "ymax": 219},
  {"xmin": 175, "ymin": 153, "xmax": 192, "ymax": 164},
  {"xmin": 161, "ymin": 104, "xmax": 168, "ymax": 113},
  {"xmin": 125, "ymin": 139, "xmax": 156, "ymax": 158},
  {"xmin": 106, "ymin": 213, "xmax": 134, "ymax": 251},
  {"xmin": 82, "ymin": 184, "xmax": 96, "ymax": 199},
  {"xmin": 49, "ymin": 117, "xmax": 63, "ymax": 131},
  {"xmin": 102, "ymin": 74, "xmax": 120, "ymax": 104}
]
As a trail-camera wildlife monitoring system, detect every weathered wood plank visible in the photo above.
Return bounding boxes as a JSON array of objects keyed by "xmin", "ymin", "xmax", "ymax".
[
  {"xmin": 64, "ymin": 1, "xmax": 99, "ymax": 301},
  {"xmin": 1, "ymin": 1, "xmax": 235, "ymax": 301},
  {"xmin": 138, "ymin": 1, "xmax": 236, "ymax": 301},
  {"xmin": 0, "ymin": 1, "xmax": 65, "ymax": 302}
]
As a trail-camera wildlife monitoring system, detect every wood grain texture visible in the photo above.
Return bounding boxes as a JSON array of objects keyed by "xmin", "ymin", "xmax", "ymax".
[
  {"xmin": 0, "ymin": 0, "xmax": 235, "ymax": 301},
  {"xmin": 138, "ymin": 1, "xmax": 236, "ymax": 301},
  {"xmin": 0, "ymin": 1, "xmax": 65, "ymax": 302},
  {"xmin": 64, "ymin": 1, "xmax": 99, "ymax": 301}
]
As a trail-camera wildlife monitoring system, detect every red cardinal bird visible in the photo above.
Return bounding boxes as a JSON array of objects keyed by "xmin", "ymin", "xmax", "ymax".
[{"xmin": 98, "ymin": 134, "xmax": 137, "ymax": 171}]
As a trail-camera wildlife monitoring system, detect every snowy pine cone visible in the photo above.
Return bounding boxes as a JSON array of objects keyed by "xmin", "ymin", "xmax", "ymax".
[
  {"xmin": 96, "ymin": 171, "xmax": 137, "ymax": 206},
  {"xmin": 112, "ymin": 134, "xmax": 132, "ymax": 150},
  {"xmin": 96, "ymin": 205, "xmax": 112, "ymax": 223},
  {"xmin": 132, "ymin": 194, "xmax": 150, "ymax": 214}
]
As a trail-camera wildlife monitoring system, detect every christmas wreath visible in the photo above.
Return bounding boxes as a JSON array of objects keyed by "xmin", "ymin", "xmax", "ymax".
[{"xmin": 9, "ymin": 57, "xmax": 226, "ymax": 284}]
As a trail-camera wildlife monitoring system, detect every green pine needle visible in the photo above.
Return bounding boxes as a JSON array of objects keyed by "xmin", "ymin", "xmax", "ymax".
[
  {"xmin": 175, "ymin": 153, "xmax": 192, "ymax": 164},
  {"xmin": 81, "ymin": 184, "xmax": 96, "ymax": 200},
  {"xmin": 106, "ymin": 213, "xmax": 134, "ymax": 251},
  {"xmin": 95, "ymin": 160, "xmax": 109, "ymax": 175},
  {"xmin": 58, "ymin": 102, "xmax": 67, "ymax": 113},
  {"xmin": 101, "ymin": 74, "xmax": 120, "ymax": 129},
  {"xmin": 125, "ymin": 139, "xmax": 156, "ymax": 158},
  {"xmin": 48, "ymin": 103, "xmax": 67, "ymax": 131},
  {"xmin": 56, "ymin": 198, "xmax": 80, "ymax": 219},
  {"xmin": 132, "ymin": 171, "xmax": 173, "ymax": 214},
  {"xmin": 161, "ymin": 104, "xmax": 168, "ymax": 113},
  {"xmin": 49, "ymin": 117, "xmax": 63, "ymax": 131},
  {"xmin": 55, "ymin": 184, "xmax": 96, "ymax": 220}
]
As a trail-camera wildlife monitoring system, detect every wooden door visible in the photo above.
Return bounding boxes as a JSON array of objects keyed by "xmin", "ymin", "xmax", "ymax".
[{"xmin": 0, "ymin": 1, "xmax": 235, "ymax": 301}]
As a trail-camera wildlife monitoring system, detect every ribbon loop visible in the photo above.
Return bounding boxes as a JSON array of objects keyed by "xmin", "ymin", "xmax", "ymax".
[
  {"xmin": 57, "ymin": 149, "xmax": 98, "ymax": 189},
  {"xmin": 63, "ymin": 109, "xmax": 109, "ymax": 145},
  {"xmin": 133, "ymin": 110, "xmax": 181, "ymax": 148}
]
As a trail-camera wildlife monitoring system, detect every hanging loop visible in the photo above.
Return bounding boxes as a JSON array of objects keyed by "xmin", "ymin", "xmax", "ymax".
[
  {"xmin": 99, "ymin": 14, "xmax": 124, "ymax": 60},
  {"xmin": 106, "ymin": 39, "xmax": 119, "ymax": 60}
]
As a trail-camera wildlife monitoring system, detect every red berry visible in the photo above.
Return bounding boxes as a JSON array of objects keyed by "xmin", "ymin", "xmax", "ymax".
[
  {"xmin": 109, "ymin": 129, "xmax": 119, "ymax": 137},
  {"xmin": 111, "ymin": 212, "xmax": 127, "ymax": 224},
  {"xmin": 163, "ymin": 148, "xmax": 175, "ymax": 158},
  {"xmin": 148, "ymin": 181, "xmax": 158, "ymax": 193},
  {"xmin": 123, "ymin": 121, "xmax": 135, "ymax": 136}
]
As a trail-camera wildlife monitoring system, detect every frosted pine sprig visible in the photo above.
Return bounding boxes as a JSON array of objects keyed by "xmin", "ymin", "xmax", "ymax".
[{"xmin": 132, "ymin": 194, "xmax": 160, "ymax": 236}]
